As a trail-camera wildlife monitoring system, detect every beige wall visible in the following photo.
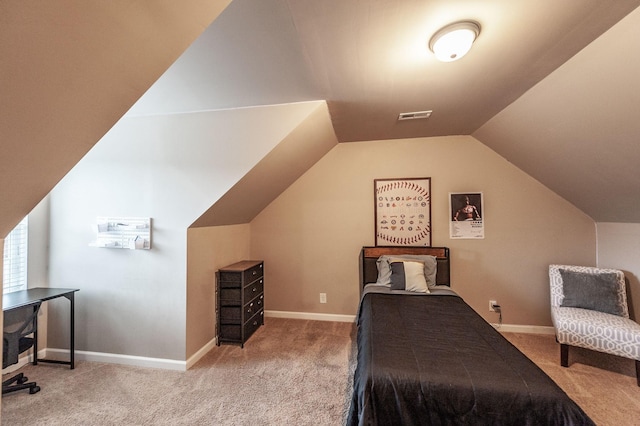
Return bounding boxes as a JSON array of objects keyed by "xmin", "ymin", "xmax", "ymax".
[
  {"xmin": 186, "ymin": 224, "xmax": 251, "ymax": 358},
  {"xmin": 596, "ymin": 222, "xmax": 640, "ymax": 320},
  {"xmin": 250, "ymin": 136, "xmax": 596, "ymax": 326}
]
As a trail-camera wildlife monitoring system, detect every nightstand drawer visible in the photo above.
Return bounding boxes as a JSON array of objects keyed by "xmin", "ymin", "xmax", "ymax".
[
  {"xmin": 244, "ymin": 279, "xmax": 263, "ymax": 301},
  {"xmin": 245, "ymin": 294, "xmax": 264, "ymax": 316},
  {"xmin": 256, "ymin": 293, "xmax": 264, "ymax": 310},
  {"xmin": 244, "ymin": 310, "xmax": 263, "ymax": 341},
  {"xmin": 243, "ymin": 263, "xmax": 264, "ymax": 283}
]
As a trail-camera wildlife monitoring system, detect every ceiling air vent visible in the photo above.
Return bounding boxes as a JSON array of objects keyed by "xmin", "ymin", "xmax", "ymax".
[{"xmin": 397, "ymin": 110, "xmax": 432, "ymax": 121}]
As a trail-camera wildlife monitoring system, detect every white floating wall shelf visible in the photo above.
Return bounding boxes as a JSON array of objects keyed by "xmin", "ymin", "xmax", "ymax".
[{"xmin": 91, "ymin": 217, "xmax": 152, "ymax": 249}]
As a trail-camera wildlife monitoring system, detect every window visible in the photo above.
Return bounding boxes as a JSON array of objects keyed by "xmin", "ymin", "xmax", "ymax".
[{"xmin": 3, "ymin": 216, "xmax": 28, "ymax": 294}]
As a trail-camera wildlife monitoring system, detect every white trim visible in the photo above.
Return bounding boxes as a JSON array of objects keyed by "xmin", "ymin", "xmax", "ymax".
[
  {"xmin": 186, "ymin": 337, "xmax": 217, "ymax": 370},
  {"xmin": 264, "ymin": 311, "xmax": 555, "ymax": 333},
  {"xmin": 492, "ymin": 324, "xmax": 556, "ymax": 334},
  {"xmin": 265, "ymin": 310, "xmax": 356, "ymax": 323},
  {"xmin": 45, "ymin": 348, "xmax": 187, "ymax": 371},
  {"xmin": 37, "ymin": 343, "xmax": 218, "ymax": 372}
]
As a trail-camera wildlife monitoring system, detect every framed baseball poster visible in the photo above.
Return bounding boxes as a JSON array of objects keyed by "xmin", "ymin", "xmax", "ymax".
[{"xmin": 374, "ymin": 177, "xmax": 431, "ymax": 246}]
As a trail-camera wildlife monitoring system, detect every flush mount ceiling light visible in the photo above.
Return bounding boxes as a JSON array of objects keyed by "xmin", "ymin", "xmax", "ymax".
[{"xmin": 429, "ymin": 21, "xmax": 480, "ymax": 62}]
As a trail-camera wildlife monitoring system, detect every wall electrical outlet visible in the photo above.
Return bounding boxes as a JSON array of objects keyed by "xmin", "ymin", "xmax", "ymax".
[
  {"xmin": 320, "ymin": 293, "xmax": 327, "ymax": 304},
  {"xmin": 489, "ymin": 300, "xmax": 498, "ymax": 312}
]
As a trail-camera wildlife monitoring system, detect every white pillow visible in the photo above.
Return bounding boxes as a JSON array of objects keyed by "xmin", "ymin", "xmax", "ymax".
[{"xmin": 389, "ymin": 261, "xmax": 429, "ymax": 293}]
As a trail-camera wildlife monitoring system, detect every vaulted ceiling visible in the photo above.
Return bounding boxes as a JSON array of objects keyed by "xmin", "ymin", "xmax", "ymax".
[
  {"xmin": 129, "ymin": 0, "xmax": 640, "ymax": 223},
  {"xmin": 3, "ymin": 0, "xmax": 640, "ymax": 235}
]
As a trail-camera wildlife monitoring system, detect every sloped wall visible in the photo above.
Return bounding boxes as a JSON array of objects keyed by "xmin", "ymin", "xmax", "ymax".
[
  {"xmin": 0, "ymin": 1, "xmax": 231, "ymax": 238},
  {"xmin": 46, "ymin": 102, "xmax": 326, "ymax": 361},
  {"xmin": 192, "ymin": 103, "xmax": 338, "ymax": 227}
]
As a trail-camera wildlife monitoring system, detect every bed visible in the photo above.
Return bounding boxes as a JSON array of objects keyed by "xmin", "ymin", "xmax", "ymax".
[{"xmin": 347, "ymin": 246, "xmax": 594, "ymax": 425}]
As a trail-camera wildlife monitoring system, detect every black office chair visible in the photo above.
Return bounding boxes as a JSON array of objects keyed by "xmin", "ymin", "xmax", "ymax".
[{"xmin": 2, "ymin": 303, "xmax": 41, "ymax": 395}]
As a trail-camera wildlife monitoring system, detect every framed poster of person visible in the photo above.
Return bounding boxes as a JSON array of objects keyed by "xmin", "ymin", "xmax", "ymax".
[
  {"xmin": 449, "ymin": 192, "xmax": 484, "ymax": 239},
  {"xmin": 374, "ymin": 177, "xmax": 431, "ymax": 246}
]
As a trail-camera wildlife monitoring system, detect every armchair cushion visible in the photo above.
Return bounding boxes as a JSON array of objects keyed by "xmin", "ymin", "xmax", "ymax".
[
  {"xmin": 559, "ymin": 269, "xmax": 625, "ymax": 316},
  {"xmin": 551, "ymin": 306, "xmax": 640, "ymax": 361}
]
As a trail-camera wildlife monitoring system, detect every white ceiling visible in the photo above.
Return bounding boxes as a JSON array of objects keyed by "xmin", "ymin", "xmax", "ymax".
[{"xmin": 128, "ymin": 0, "xmax": 640, "ymax": 223}]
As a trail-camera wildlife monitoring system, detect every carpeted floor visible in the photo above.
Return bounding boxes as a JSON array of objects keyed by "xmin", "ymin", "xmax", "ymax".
[
  {"xmin": 2, "ymin": 318, "xmax": 640, "ymax": 425},
  {"xmin": 1, "ymin": 318, "xmax": 356, "ymax": 425}
]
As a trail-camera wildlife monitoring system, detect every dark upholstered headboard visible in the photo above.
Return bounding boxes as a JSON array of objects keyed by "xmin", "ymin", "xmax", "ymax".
[{"xmin": 360, "ymin": 246, "xmax": 450, "ymax": 288}]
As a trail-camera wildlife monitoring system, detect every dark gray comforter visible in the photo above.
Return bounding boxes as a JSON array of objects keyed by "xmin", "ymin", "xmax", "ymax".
[{"xmin": 347, "ymin": 291, "xmax": 594, "ymax": 425}]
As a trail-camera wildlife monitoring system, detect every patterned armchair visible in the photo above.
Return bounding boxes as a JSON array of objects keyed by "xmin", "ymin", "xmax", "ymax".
[{"xmin": 549, "ymin": 264, "xmax": 640, "ymax": 386}]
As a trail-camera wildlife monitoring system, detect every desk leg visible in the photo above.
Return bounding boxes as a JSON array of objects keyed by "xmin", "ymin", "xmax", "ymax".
[
  {"xmin": 36, "ymin": 292, "xmax": 76, "ymax": 369},
  {"xmin": 65, "ymin": 292, "xmax": 75, "ymax": 369},
  {"xmin": 33, "ymin": 304, "xmax": 39, "ymax": 366}
]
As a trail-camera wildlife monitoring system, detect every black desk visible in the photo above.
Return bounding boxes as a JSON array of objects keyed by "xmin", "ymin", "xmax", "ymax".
[{"xmin": 3, "ymin": 287, "xmax": 79, "ymax": 369}]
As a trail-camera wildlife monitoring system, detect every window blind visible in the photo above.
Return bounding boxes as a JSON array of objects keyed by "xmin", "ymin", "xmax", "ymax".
[{"xmin": 3, "ymin": 216, "xmax": 28, "ymax": 294}]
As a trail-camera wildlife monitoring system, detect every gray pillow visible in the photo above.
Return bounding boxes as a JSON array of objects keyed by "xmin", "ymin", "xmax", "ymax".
[
  {"xmin": 376, "ymin": 255, "xmax": 437, "ymax": 287},
  {"xmin": 559, "ymin": 269, "xmax": 624, "ymax": 316}
]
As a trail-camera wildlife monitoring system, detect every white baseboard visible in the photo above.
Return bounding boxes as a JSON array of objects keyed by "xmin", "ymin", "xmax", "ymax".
[
  {"xmin": 186, "ymin": 337, "xmax": 217, "ymax": 370},
  {"xmin": 45, "ymin": 338, "xmax": 218, "ymax": 372},
  {"xmin": 3, "ymin": 319, "xmax": 552, "ymax": 375},
  {"xmin": 264, "ymin": 311, "xmax": 555, "ymax": 335},
  {"xmin": 45, "ymin": 348, "xmax": 187, "ymax": 371},
  {"xmin": 492, "ymin": 323, "xmax": 555, "ymax": 334},
  {"xmin": 265, "ymin": 310, "xmax": 356, "ymax": 323}
]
